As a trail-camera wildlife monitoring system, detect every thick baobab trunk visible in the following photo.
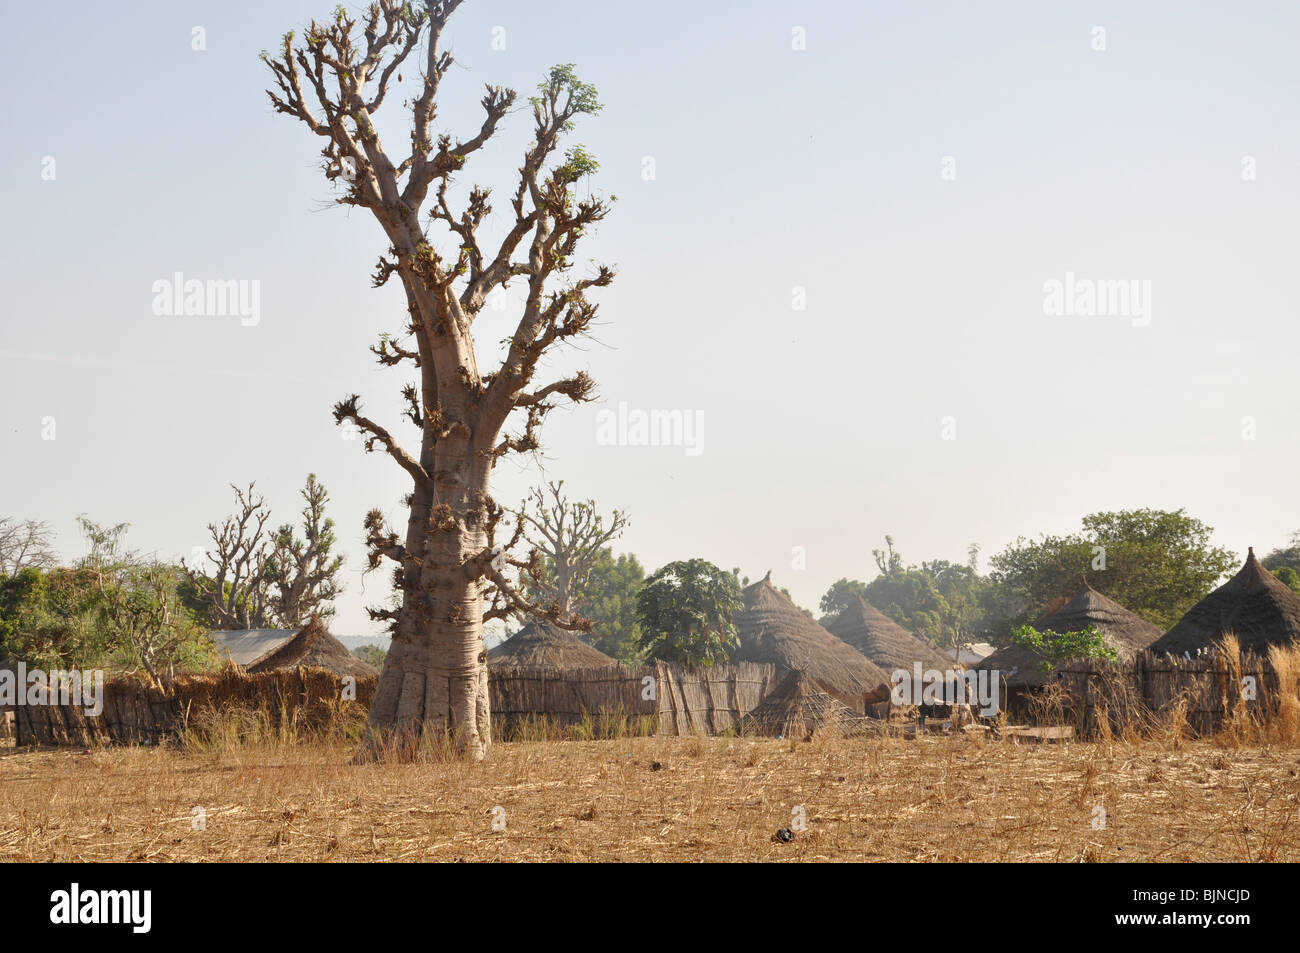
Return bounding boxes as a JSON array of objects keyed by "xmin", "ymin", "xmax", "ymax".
[{"xmin": 363, "ymin": 438, "xmax": 492, "ymax": 760}]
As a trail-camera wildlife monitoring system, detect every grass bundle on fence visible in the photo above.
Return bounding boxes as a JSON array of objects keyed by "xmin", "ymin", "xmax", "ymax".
[
  {"xmin": 177, "ymin": 695, "xmax": 369, "ymax": 755},
  {"xmin": 172, "ymin": 667, "xmax": 374, "ymax": 753},
  {"xmin": 1214, "ymin": 634, "xmax": 1255, "ymax": 746},
  {"xmin": 1266, "ymin": 640, "xmax": 1300, "ymax": 743},
  {"xmin": 1026, "ymin": 681, "xmax": 1071, "ymax": 731}
]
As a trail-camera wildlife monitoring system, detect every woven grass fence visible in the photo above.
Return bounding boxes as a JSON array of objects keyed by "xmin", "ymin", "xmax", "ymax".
[
  {"xmin": 1016, "ymin": 650, "xmax": 1293, "ymax": 737},
  {"xmin": 11, "ymin": 661, "xmax": 778, "ymax": 746},
  {"xmin": 488, "ymin": 660, "xmax": 777, "ymax": 736},
  {"xmin": 654, "ymin": 661, "xmax": 776, "ymax": 735},
  {"xmin": 11, "ymin": 668, "xmax": 377, "ymax": 747},
  {"xmin": 490, "ymin": 663, "xmax": 654, "ymax": 735}
]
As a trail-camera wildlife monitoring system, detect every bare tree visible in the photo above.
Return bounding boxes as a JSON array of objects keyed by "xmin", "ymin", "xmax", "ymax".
[
  {"xmin": 182, "ymin": 483, "xmax": 273, "ymax": 630},
  {"xmin": 517, "ymin": 481, "xmax": 628, "ymax": 617},
  {"xmin": 264, "ymin": 474, "xmax": 345, "ymax": 626},
  {"xmin": 0, "ymin": 518, "xmax": 59, "ymax": 575},
  {"xmin": 184, "ymin": 477, "xmax": 346, "ymax": 631},
  {"xmin": 265, "ymin": 1, "xmax": 614, "ymax": 758}
]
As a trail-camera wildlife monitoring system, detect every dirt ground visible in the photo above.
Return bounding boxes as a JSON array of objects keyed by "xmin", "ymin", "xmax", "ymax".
[{"xmin": 2, "ymin": 733, "xmax": 1298, "ymax": 861}]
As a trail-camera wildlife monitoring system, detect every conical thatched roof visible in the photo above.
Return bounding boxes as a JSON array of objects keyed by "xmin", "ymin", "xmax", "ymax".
[
  {"xmin": 978, "ymin": 581, "xmax": 1162, "ymax": 688},
  {"xmin": 488, "ymin": 620, "xmax": 615, "ymax": 668},
  {"xmin": 732, "ymin": 575, "xmax": 890, "ymax": 706},
  {"xmin": 1150, "ymin": 549, "xmax": 1300, "ymax": 656},
  {"xmin": 824, "ymin": 597, "xmax": 950, "ymax": 674},
  {"xmin": 740, "ymin": 670, "xmax": 873, "ymax": 738},
  {"xmin": 246, "ymin": 617, "xmax": 379, "ymax": 677}
]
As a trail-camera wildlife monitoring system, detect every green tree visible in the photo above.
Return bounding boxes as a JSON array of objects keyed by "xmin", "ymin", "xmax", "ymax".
[
  {"xmin": 93, "ymin": 562, "xmax": 215, "ymax": 685},
  {"xmin": 0, "ymin": 567, "xmax": 50, "ymax": 659},
  {"xmin": 846, "ymin": 537, "xmax": 995, "ymax": 649},
  {"xmin": 1005, "ymin": 623, "xmax": 1117, "ymax": 671},
  {"xmin": 821, "ymin": 535, "xmax": 993, "ymax": 647},
  {"xmin": 1263, "ymin": 533, "xmax": 1300, "ymax": 588},
  {"xmin": 921, "ymin": 558, "xmax": 996, "ymax": 647},
  {"xmin": 865, "ymin": 568, "xmax": 947, "ymax": 643},
  {"xmin": 0, "ymin": 567, "xmax": 106, "ymax": 668},
  {"xmin": 1272, "ymin": 565, "xmax": 1300, "ymax": 596},
  {"xmin": 989, "ymin": 508, "xmax": 1236, "ymax": 631},
  {"xmin": 818, "ymin": 578, "xmax": 869, "ymax": 618},
  {"xmin": 635, "ymin": 559, "xmax": 742, "ymax": 666},
  {"xmin": 353, "ymin": 644, "xmax": 388, "ymax": 669},
  {"xmin": 577, "ymin": 549, "xmax": 645, "ymax": 662},
  {"xmin": 176, "ymin": 572, "xmax": 229, "ymax": 630},
  {"xmin": 77, "ymin": 517, "xmax": 214, "ymax": 685}
]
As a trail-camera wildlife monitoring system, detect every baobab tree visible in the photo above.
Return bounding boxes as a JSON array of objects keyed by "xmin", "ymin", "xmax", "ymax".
[{"xmin": 264, "ymin": 1, "xmax": 613, "ymax": 758}]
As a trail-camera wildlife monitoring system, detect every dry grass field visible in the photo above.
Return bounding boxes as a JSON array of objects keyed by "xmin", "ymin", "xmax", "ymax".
[{"xmin": 3, "ymin": 729, "xmax": 1299, "ymax": 862}]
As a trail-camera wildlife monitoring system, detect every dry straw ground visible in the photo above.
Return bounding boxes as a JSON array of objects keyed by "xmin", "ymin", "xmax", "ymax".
[
  {"xmin": 2, "ymin": 730, "xmax": 1299, "ymax": 861},
  {"xmin": 4, "ymin": 636, "xmax": 1298, "ymax": 862}
]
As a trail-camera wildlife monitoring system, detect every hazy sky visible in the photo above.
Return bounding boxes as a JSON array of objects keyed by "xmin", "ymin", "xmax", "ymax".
[{"xmin": 3, "ymin": 1, "xmax": 1299, "ymax": 634}]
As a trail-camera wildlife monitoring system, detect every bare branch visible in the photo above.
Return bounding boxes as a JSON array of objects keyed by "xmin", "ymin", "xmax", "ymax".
[
  {"xmin": 0, "ymin": 518, "xmax": 59, "ymax": 575},
  {"xmin": 180, "ymin": 483, "xmax": 273, "ymax": 630},
  {"xmin": 333, "ymin": 394, "xmax": 430, "ymax": 488}
]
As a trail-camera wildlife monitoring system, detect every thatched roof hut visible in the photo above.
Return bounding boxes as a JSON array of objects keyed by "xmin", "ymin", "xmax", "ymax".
[
  {"xmin": 732, "ymin": 574, "xmax": 890, "ymax": 710},
  {"xmin": 824, "ymin": 597, "xmax": 950, "ymax": 674},
  {"xmin": 978, "ymin": 581, "xmax": 1162, "ymax": 689},
  {"xmin": 739, "ymin": 670, "xmax": 873, "ymax": 738},
  {"xmin": 246, "ymin": 617, "xmax": 379, "ymax": 677},
  {"xmin": 488, "ymin": 621, "xmax": 615, "ymax": 669},
  {"xmin": 1150, "ymin": 549, "xmax": 1300, "ymax": 656}
]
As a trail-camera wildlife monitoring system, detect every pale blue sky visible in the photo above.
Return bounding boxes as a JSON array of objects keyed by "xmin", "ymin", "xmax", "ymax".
[{"xmin": 3, "ymin": 1, "xmax": 1299, "ymax": 634}]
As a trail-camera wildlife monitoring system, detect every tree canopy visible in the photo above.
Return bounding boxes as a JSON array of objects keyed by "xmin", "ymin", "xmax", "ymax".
[
  {"xmin": 989, "ymin": 508, "xmax": 1236, "ymax": 630},
  {"xmin": 635, "ymin": 559, "xmax": 741, "ymax": 666},
  {"xmin": 820, "ymin": 537, "xmax": 1001, "ymax": 648},
  {"xmin": 1263, "ymin": 533, "xmax": 1300, "ymax": 595}
]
